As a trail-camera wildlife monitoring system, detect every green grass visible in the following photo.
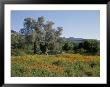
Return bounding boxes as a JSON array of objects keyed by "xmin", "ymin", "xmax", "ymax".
[{"xmin": 11, "ymin": 53, "xmax": 100, "ymax": 77}]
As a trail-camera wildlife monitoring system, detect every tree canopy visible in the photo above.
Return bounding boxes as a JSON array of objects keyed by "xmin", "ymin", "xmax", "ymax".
[{"xmin": 18, "ymin": 16, "xmax": 63, "ymax": 54}]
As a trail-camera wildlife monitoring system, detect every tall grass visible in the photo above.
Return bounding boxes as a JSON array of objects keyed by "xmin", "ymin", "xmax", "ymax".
[{"xmin": 11, "ymin": 53, "xmax": 100, "ymax": 77}]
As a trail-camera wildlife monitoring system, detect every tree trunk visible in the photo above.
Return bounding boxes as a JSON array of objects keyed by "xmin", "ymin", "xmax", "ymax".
[
  {"xmin": 40, "ymin": 43, "xmax": 48, "ymax": 55},
  {"xmin": 45, "ymin": 47, "xmax": 48, "ymax": 55},
  {"xmin": 33, "ymin": 41, "xmax": 36, "ymax": 54}
]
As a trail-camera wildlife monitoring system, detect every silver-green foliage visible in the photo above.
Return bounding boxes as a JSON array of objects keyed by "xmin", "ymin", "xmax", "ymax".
[{"xmin": 19, "ymin": 16, "xmax": 63, "ymax": 54}]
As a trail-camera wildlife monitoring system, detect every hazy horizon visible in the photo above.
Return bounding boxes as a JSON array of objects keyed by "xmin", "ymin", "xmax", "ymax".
[{"xmin": 11, "ymin": 10, "xmax": 100, "ymax": 40}]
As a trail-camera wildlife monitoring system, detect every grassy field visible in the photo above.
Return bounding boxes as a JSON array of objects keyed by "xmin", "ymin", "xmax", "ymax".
[{"xmin": 11, "ymin": 53, "xmax": 100, "ymax": 77}]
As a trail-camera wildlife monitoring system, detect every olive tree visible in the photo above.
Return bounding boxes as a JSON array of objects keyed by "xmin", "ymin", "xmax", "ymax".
[{"xmin": 20, "ymin": 16, "xmax": 63, "ymax": 54}]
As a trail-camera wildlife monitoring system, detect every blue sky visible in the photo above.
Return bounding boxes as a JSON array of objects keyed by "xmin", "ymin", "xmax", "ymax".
[{"xmin": 11, "ymin": 10, "xmax": 100, "ymax": 40}]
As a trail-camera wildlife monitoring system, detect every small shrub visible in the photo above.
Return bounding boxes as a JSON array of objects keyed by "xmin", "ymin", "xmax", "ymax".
[
  {"xmin": 11, "ymin": 49, "xmax": 26, "ymax": 56},
  {"xmin": 89, "ymin": 62, "xmax": 97, "ymax": 68},
  {"xmin": 84, "ymin": 71, "xmax": 93, "ymax": 76},
  {"xmin": 48, "ymin": 50, "xmax": 61, "ymax": 55},
  {"xmin": 52, "ymin": 60, "xmax": 62, "ymax": 66}
]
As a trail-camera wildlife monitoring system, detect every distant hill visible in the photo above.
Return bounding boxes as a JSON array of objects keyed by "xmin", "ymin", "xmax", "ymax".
[
  {"xmin": 68, "ymin": 37, "xmax": 83, "ymax": 41},
  {"xmin": 11, "ymin": 30, "xmax": 17, "ymax": 33},
  {"xmin": 67, "ymin": 37, "xmax": 84, "ymax": 43},
  {"xmin": 61, "ymin": 37, "xmax": 84, "ymax": 44},
  {"xmin": 11, "ymin": 30, "xmax": 19, "ymax": 35},
  {"xmin": 61, "ymin": 37, "xmax": 99, "ymax": 44}
]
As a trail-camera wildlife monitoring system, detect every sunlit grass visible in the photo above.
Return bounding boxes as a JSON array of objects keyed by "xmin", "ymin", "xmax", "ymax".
[{"xmin": 11, "ymin": 53, "xmax": 100, "ymax": 77}]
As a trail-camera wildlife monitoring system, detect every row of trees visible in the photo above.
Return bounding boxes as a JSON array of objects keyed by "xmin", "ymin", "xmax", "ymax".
[
  {"xmin": 62, "ymin": 40, "xmax": 100, "ymax": 54},
  {"xmin": 11, "ymin": 16, "xmax": 100, "ymax": 55}
]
